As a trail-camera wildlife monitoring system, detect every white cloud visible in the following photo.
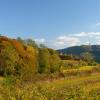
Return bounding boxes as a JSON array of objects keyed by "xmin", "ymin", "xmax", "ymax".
[
  {"xmin": 74, "ymin": 32, "xmax": 87, "ymax": 37},
  {"xmin": 34, "ymin": 32, "xmax": 100, "ymax": 49},
  {"xmin": 95, "ymin": 37, "xmax": 100, "ymax": 39},
  {"xmin": 96, "ymin": 22, "xmax": 100, "ymax": 26},
  {"xmin": 74, "ymin": 32, "xmax": 100, "ymax": 37},
  {"xmin": 54, "ymin": 36, "xmax": 79, "ymax": 47},
  {"xmin": 52, "ymin": 32, "xmax": 100, "ymax": 49},
  {"xmin": 88, "ymin": 32, "xmax": 100, "ymax": 35},
  {"xmin": 84, "ymin": 41, "xmax": 91, "ymax": 45},
  {"xmin": 34, "ymin": 38, "xmax": 45, "ymax": 44},
  {"xmin": 96, "ymin": 40, "xmax": 100, "ymax": 45}
]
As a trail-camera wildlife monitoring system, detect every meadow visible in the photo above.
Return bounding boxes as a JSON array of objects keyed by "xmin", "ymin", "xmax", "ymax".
[{"xmin": 0, "ymin": 66, "xmax": 100, "ymax": 100}]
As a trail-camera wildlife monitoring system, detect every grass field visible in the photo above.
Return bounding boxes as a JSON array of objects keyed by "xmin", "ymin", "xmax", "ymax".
[
  {"xmin": 0, "ymin": 66, "xmax": 100, "ymax": 100},
  {"xmin": 62, "ymin": 66, "xmax": 97, "ymax": 73}
]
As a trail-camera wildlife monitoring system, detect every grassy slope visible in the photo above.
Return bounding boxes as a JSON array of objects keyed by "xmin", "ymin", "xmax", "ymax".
[
  {"xmin": 0, "ymin": 72, "xmax": 100, "ymax": 99},
  {"xmin": 40, "ymin": 73, "xmax": 100, "ymax": 91}
]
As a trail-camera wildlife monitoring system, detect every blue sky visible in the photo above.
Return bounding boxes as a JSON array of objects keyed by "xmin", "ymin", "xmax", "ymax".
[{"xmin": 1, "ymin": 0, "xmax": 100, "ymax": 49}]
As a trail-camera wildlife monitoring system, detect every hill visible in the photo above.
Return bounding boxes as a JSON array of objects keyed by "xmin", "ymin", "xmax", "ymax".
[
  {"xmin": 57, "ymin": 45, "xmax": 100, "ymax": 62},
  {"xmin": 0, "ymin": 36, "xmax": 39, "ymax": 78},
  {"xmin": 0, "ymin": 36, "xmax": 61, "ymax": 79}
]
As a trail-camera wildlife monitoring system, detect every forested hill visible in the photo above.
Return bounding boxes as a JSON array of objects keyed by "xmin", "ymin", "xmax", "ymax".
[
  {"xmin": 57, "ymin": 45, "xmax": 100, "ymax": 62},
  {"xmin": 0, "ymin": 36, "xmax": 61, "ymax": 79}
]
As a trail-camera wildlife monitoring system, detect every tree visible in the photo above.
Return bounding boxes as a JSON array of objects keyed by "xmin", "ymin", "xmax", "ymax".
[
  {"xmin": 38, "ymin": 48, "xmax": 51, "ymax": 73},
  {"xmin": 48, "ymin": 48, "xmax": 61, "ymax": 73},
  {"xmin": 0, "ymin": 45, "xmax": 19, "ymax": 76},
  {"xmin": 81, "ymin": 52, "xmax": 94, "ymax": 64},
  {"xmin": 17, "ymin": 37, "xmax": 24, "ymax": 44},
  {"xmin": 24, "ymin": 39, "xmax": 38, "ymax": 48},
  {"xmin": 39, "ymin": 44, "xmax": 47, "ymax": 48},
  {"xmin": 38, "ymin": 48, "xmax": 61, "ymax": 73},
  {"xmin": 0, "ymin": 37, "xmax": 39, "ymax": 79}
]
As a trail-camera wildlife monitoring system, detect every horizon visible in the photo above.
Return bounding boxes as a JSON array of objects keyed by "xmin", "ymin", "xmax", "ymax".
[
  {"xmin": 0, "ymin": 0, "xmax": 100, "ymax": 49},
  {"xmin": 1, "ymin": 35, "xmax": 100, "ymax": 50}
]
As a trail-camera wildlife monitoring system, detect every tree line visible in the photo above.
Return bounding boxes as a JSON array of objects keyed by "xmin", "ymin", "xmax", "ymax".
[
  {"xmin": 0, "ymin": 36, "xmax": 61, "ymax": 80},
  {"xmin": 0, "ymin": 36, "xmax": 98, "ymax": 80}
]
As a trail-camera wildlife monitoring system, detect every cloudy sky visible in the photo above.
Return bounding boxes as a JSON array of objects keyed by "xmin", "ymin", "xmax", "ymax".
[{"xmin": 1, "ymin": 0, "xmax": 100, "ymax": 49}]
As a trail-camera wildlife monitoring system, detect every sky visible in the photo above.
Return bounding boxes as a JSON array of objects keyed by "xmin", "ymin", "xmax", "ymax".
[{"xmin": 1, "ymin": 0, "xmax": 100, "ymax": 49}]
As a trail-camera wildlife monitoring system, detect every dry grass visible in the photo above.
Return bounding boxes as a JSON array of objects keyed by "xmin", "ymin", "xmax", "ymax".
[{"xmin": 0, "ymin": 67, "xmax": 100, "ymax": 100}]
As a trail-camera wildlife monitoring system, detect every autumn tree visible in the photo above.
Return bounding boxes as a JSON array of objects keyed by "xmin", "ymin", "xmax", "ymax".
[{"xmin": 0, "ymin": 44, "xmax": 19, "ymax": 76}]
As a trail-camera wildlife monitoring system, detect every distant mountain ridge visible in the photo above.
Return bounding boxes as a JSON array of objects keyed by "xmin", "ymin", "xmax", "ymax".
[{"xmin": 57, "ymin": 45, "xmax": 100, "ymax": 62}]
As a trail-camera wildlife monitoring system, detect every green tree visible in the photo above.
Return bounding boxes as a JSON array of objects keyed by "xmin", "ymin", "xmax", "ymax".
[
  {"xmin": 81, "ymin": 52, "xmax": 94, "ymax": 65},
  {"xmin": 17, "ymin": 37, "xmax": 24, "ymax": 43},
  {"xmin": 24, "ymin": 39, "xmax": 38, "ymax": 48},
  {"xmin": 48, "ymin": 49, "xmax": 61, "ymax": 73},
  {"xmin": 38, "ymin": 48, "xmax": 50, "ymax": 73},
  {"xmin": 38, "ymin": 47, "xmax": 61, "ymax": 73}
]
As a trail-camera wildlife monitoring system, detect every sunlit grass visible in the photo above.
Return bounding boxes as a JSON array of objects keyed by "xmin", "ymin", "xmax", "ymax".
[
  {"xmin": 0, "ymin": 68, "xmax": 100, "ymax": 100},
  {"xmin": 41, "ymin": 74, "xmax": 100, "ymax": 89},
  {"xmin": 62, "ymin": 65, "xmax": 98, "ymax": 73}
]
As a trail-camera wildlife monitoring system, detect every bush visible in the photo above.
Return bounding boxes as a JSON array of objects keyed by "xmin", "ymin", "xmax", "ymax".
[{"xmin": 38, "ymin": 48, "xmax": 61, "ymax": 73}]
